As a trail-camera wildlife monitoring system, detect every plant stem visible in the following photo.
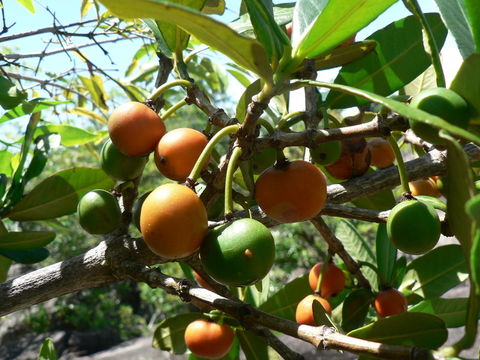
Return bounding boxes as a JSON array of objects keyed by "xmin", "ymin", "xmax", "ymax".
[
  {"xmin": 148, "ymin": 79, "xmax": 194, "ymax": 101},
  {"xmin": 402, "ymin": 0, "xmax": 446, "ymax": 87},
  {"xmin": 276, "ymin": 111, "xmax": 305, "ymax": 130},
  {"xmin": 224, "ymin": 146, "xmax": 243, "ymax": 217},
  {"xmin": 187, "ymin": 124, "xmax": 240, "ymax": 183},
  {"xmin": 387, "ymin": 135, "xmax": 411, "ymax": 194},
  {"xmin": 161, "ymin": 98, "xmax": 188, "ymax": 120},
  {"xmin": 257, "ymin": 119, "xmax": 275, "ymax": 135}
]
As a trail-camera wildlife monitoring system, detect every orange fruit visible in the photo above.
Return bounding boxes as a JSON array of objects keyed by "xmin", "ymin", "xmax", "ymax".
[
  {"xmin": 184, "ymin": 319, "xmax": 234, "ymax": 359},
  {"xmin": 325, "ymin": 138, "xmax": 371, "ymax": 180},
  {"xmin": 367, "ymin": 138, "xmax": 395, "ymax": 169},
  {"xmin": 373, "ymin": 288, "xmax": 407, "ymax": 318},
  {"xmin": 295, "ymin": 294, "xmax": 331, "ymax": 325},
  {"xmin": 409, "ymin": 178, "xmax": 441, "ymax": 198},
  {"xmin": 308, "ymin": 262, "xmax": 345, "ymax": 298}
]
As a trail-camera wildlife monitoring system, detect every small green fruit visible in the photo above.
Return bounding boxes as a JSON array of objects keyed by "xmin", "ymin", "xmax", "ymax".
[
  {"xmin": 310, "ymin": 141, "xmax": 342, "ymax": 166},
  {"xmin": 200, "ymin": 218, "xmax": 275, "ymax": 286},
  {"xmin": 101, "ymin": 139, "xmax": 147, "ymax": 181},
  {"xmin": 77, "ymin": 189, "xmax": 121, "ymax": 234},
  {"xmin": 387, "ymin": 200, "xmax": 440, "ymax": 254}
]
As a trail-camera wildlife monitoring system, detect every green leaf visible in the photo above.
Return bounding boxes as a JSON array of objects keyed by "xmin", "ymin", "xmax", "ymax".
[
  {"xmin": 236, "ymin": 79, "xmax": 262, "ymax": 122},
  {"xmin": 125, "ymin": 44, "xmax": 155, "ymax": 76},
  {"xmin": 23, "ymin": 148, "xmax": 48, "ymax": 186},
  {"xmin": 433, "ymin": 0, "xmax": 475, "ymax": 58},
  {"xmin": 0, "ymin": 150, "xmax": 14, "ymax": 178},
  {"xmin": 152, "ymin": 313, "xmax": 203, "ymax": 354},
  {"xmin": 0, "ymin": 247, "xmax": 50, "ymax": 264},
  {"xmin": 38, "ymin": 337, "xmax": 58, "ymax": 360},
  {"xmin": 143, "ymin": 19, "xmax": 173, "ymax": 58},
  {"xmin": 292, "ymin": 0, "xmax": 397, "ymax": 60},
  {"xmin": 0, "ymin": 98, "xmax": 71, "ymax": 124},
  {"xmin": 0, "ymin": 75, "xmax": 27, "ymax": 109},
  {"xmin": 229, "ymin": 3, "xmax": 294, "ymax": 35},
  {"xmin": 0, "ymin": 254, "xmax": 12, "ymax": 282},
  {"xmin": 326, "ymin": 13, "xmax": 448, "ymax": 109},
  {"xmin": 352, "ymin": 187, "xmax": 396, "ymax": 211},
  {"xmin": 0, "ymin": 231, "xmax": 55, "ymax": 251},
  {"xmin": 237, "ymin": 330, "xmax": 269, "ymax": 360},
  {"xmin": 465, "ymin": 195, "xmax": 480, "ymax": 292},
  {"xmin": 79, "ymin": 75, "xmax": 108, "ymax": 110},
  {"xmin": 348, "ymin": 312, "xmax": 447, "ymax": 349},
  {"xmin": 98, "ymin": 0, "xmax": 272, "ymax": 80},
  {"xmin": 450, "ymin": 54, "xmax": 480, "ymax": 124},
  {"xmin": 34, "ymin": 124, "xmax": 106, "ymax": 146},
  {"xmin": 409, "ymin": 298, "xmax": 475, "ymax": 328},
  {"xmin": 341, "ymin": 289, "xmax": 374, "ymax": 333},
  {"xmin": 401, "ymin": 245, "xmax": 468, "ymax": 299},
  {"xmin": 202, "ymin": 0, "xmax": 225, "ymax": 15},
  {"xmin": 312, "ymin": 297, "xmax": 335, "ymax": 327},
  {"xmin": 376, "ymin": 223, "xmax": 396, "ymax": 286},
  {"xmin": 259, "ymin": 275, "xmax": 310, "ymax": 321},
  {"xmin": 415, "ymin": 195, "xmax": 447, "ymax": 212},
  {"xmin": 67, "ymin": 107, "xmax": 108, "ymax": 125},
  {"xmin": 16, "ymin": 0, "xmax": 35, "ymax": 13},
  {"xmin": 7, "ymin": 168, "xmax": 115, "ymax": 221},
  {"xmin": 464, "ymin": 0, "xmax": 480, "ymax": 53},
  {"xmin": 404, "ymin": 66, "xmax": 437, "ymax": 96}
]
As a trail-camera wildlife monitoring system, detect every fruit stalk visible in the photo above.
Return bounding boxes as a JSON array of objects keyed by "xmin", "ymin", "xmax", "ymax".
[
  {"xmin": 224, "ymin": 146, "xmax": 243, "ymax": 218},
  {"xmin": 387, "ymin": 135, "xmax": 411, "ymax": 194},
  {"xmin": 161, "ymin": 98, "xmax": 188, "ymax": 120},
  {"xmin": 148, "ymin": 79, "xmax": 194, "ymax": 101}
]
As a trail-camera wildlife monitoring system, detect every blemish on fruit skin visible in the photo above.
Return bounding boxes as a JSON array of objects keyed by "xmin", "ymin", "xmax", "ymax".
[{"xmin": 244, "ymin": 249, "xmax": 253, "ymax": 258}]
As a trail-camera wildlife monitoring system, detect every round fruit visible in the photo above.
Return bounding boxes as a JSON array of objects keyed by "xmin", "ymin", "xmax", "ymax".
[
  {"xmin": 310, "ymin": 141, "xmax": 342, "ymax": 166},
  {"xmin": 367, "ymin": 138, "xmax": 395, "ymax": 169},
  {"xmin": 132, "ymin": 191, "xmax": 151, "ymax": 231},
  {"xmin": 200, "ymin": 218, "xmax": 275, "ymax": 286},
  {"xmin": 140, "ymin": 183, "xmax": 208, "ymax": 259},
  {"xmin": 409, "ymin": 88, "xmax": 470, "ymax": 145},
  {"xmin": 409, "ymin": 179, "xmax": 441, "ymax": 198},
  {"xmin": 373, "ymin": 288, "xmax": 407, "ymax": 318},
  {"xmin": 255, "ymin": 160, "xmax": 327, "ymax": 223},
  {"xmin": 325, "ymin": 138, "xmax": 371, "ymax": 180},
  {"xmin": 108, "ymin": 101, "xmax": 166, "ymax": 156},
  {"xmin": 295, "ymin": 294, "xmax": 332, "ymax": 325},
  {"xmin": 77, "ymin": 189, "xmax": 121, "ymax": 235},
  {"xmin": 308, "ymin": 262, "xmax": 345, "ymax": 298},
  {"xmin": 252, "ymin": 148, "xmax": 277, "ymax": 174},
  {"xmin": 100, "ymin": 139, "xmax": 147, "ymax": 181},
  {"xmin": 184, "ymin": 319, "xmax": 234, "ymax": 359},
  {"xmin": 386, "ymin": 200, "xmax": 440, "ymax": 254},
  {"xmin": 154, "ymin": 128, "xmax": 209, "ymax": 181}
]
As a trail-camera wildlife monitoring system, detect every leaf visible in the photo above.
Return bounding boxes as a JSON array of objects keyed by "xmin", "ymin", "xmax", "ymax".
[
  {"xmin": 22, "ymin": 148, "xmax": 48, "ymax": 186},
  {"xmin": 348, "ymin": 312, "xmax": 447, "ymax": 349},
  {"xmin": 341, "ymin": 288, "xmax": 374, "ymax": 332},
  {"xmin": 237, "ymin": 330, "xmax": 269, "ymax": 360},
  {"xmin": 450, "ymin": 54, "xmax": 480, "ymax": 124},
  {"xmin": 142, "ymin": 19, "xmax": 173, "ymax": 58},
  {"xmin": 79, "ymin": 75, "xmax": 108, "ymax": 110},
  {"xmin": 352, "ymin": 187, "xmax": 396, "ymax": 211},
  {"xmin": 125, "ymin": 44, "xmax": 154, "ymax": 76},
  {"xmin": 15, "ymin": 0, "xmax": 35, "ymax": 13},
  {"xmin": 229, "ymin": 3, "xmax": 295, "ymax": 35},
  {"xmin": 326, "ymin": 13, "xmax": 448, "ymax": 109},
  {"xmin": 38, "ymin": 337, "xmax": 58, "ymax": 360},
  {"xmin": 0, "ymin": 150, "xmax": 14, "ymax": 177},
  {"xmin": 312, "ymin": 298, "xmax": 335, "ymax": 327},
  {"xmin": 67, "ymin": 107, "xmax": 108, "ymax": 125},
  {"xmin": 98, "ymin": 0, "xmax": 272, "ymax": 80},
  {"xmin": 291, "ymin": 0, "xmax": 397, "ymax": 60},
  {"xmin": 236, "ymin": 79, "xmax": 261, "ymax": 122},
  {"xmin": 34, "ymin": 124, "xmax": 106, "ymax": 146},
  {"xmin": 0, "ymin": 231, "xmax": 55, "ymax": 251},
  {"xmin": 152, "ymin": 313, "xmax": 203, "ymax": 354},
  {"xmin": 415, "ymin": 195, "xmax": 447, "ymax": 212},
  {"xmin": 404, "ymin": 66, "xmax": 437, "ymax": 96},
  {"xmin": 0, "ymin": 98, "xmax": 71, "ymax": 124},
  {"xmin": 409, "ymin": 298, "xmax": 475, "ymax": 328},
  {"xmin": 376, "ymin": 223, "xmax": 396, "ymax": 286},
  {"xmin": 401, "ymin": 245, "xmax": 468, "ymax": 299},
  {"xmin": 7, "ymin": 168, "xmax": 115, "ymax": 221},
  {"xmin": 464, "ymin": 0, "xmax": 480, "ymax": 53},
  {"xmin": 0, "ymin": 254, "xmax": 11, "ymax": 282},
  {"xmin": 433, "ymin": 0, "xmax": 475, "ymax": 58},
  {"xmin": 259, "ymin": 275, "xmax": 310, "ymax": 321},
  {"xmin": 0, "ymin": 75, "xmax": 27, "ymax": 109},
  {"xmin": 80, "ymin": 0, "xmax": 94, "ymax": 17},
  {"xmin": 0, "ymin": 247, "xmax": 50, "ymax": 264}
]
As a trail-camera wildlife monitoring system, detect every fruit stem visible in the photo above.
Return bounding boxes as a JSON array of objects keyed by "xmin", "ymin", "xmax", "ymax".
[
  {"xmin": 276, "ymin": 111, "xmax": 305, "ymax": 130},
  {"xmin": 257, "ymin": 119, "xmax": 275, "ymax": 135},
  {"xmin": 188, "ymin": 124, "xmax": 241, "ymax": 183},
  {"xmin": 161, "ymin": 98, "xmax": 188, "ymax": 120},
  {"xmin": 148, "ymin": 79, "xmax": 194, "ymax": 101},
  {"xmin": 359, "ymin": 261, "xmax": 388, "ymax": 288},
  {"xmin": 224, "ymin": 146, "xmax": 243, "ymax": 218},
  {"xmin": 315, "ymin": 255, "xmax": 332, "ymax": 294},
  {"xmin": 387, "ymin": 135, "xmax": 411, "ymax": 194}
]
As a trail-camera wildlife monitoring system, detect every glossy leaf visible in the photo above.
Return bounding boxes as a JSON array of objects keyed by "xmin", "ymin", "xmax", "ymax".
[
  {"xmin": 376, "ymin": 223, "xmax": 396, "ymax": 286},
  {"xmin": 0, "ymin": 99, "xmax": 71, "ymax": 124},
  {"xmin": 348, "ymin": 312, "xmax": 447, "ymax": 349},
  {"xmin": 292, "ymin": 0, "xmax": 397, "ymax": 60},
  {"xmin": 409, "ymin": 298, "xmax": 474, "ymax": 328},
  {"xmin": 415, "ymin": 195, "xmax": 447, "ymax": 212},
  {"xmin": 0, "ymin": 150, "xmax": 14, "ymax": 178},
  {"xmin": 0, "ymin": 254, "xmax": 11, "ymax": 283},
  {"xmin": 34, "ymin": 124, "xmax": 106, "ymax": 146},
  {"xmin": 326, "ymin": 13, "xmax": 448, "ymax": 109},
  {"xmin": 0, "ymin": 247, "xmax": 50, "ymax": 264},
  {"xmin": 401, "ymin": 245, "xmax": 468, "ymax": 299},
  {"xmin": 99, "ymin": 0, "xmax": 272, "ymax": 80},
  {"xmin": 404, "ymin": 66, "xmax": 437, "ymax": 96},
  {"xmin": 38, "ymin": 338, "xmax": 58, "ymax": 360},
  {"xmin": 0, "ymin": 231, "xmax": 55, "ymax": 251},
  {"xmin": 152, "ymin": 313, "xmax": 203, "ymax": 354},
  {"xmin": 341, "ymin": 288, "xmax": 374, "ymax": 333},
  {"xmin": 237, "ymin": 330, "xmax": 269, "ymax": 360},
  {"xmin": 466, "ymin": 195, "xmax": 480, "ymax": 292},
  {"xmin": 0, "ymin": 75, "xmax": 27, "ymax": 110},
  {"xmin": 450, "ymin": 54, "xmax": 480, "ymax": 124},
  {"xmin": 352, "ymin": 187, "xmax": 396, "ymax": 211},
  {"xmin": 16, "ymin": 0, "xmax": 35, "ymax": 13},
  {"xmin": 22, "ymin": 148, "xmax": 48, "ymax": 185},
  {"xmin": 229, "ymin": 3, "xmax": 294, "ymax": 35},
  {"xmin": 312, "ymin": 298, "xmax": 335, "ymax": 327},
  {"xmin": 259, "ymin": 275, "xmax": 310, "ymax": 321},
  {"xmin": 464, "ymin": 0, "xmax": 480, "ymax": 53},
  {"xmin": 7, "ymin": 168, "xmax": 115, "ymax": 221}
]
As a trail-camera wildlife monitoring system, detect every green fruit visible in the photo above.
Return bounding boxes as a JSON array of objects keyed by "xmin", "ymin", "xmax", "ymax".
[
  {"xmin": 77, "ymin": 189, "xmax": 121, "ymax": 234},
  {"xmin": 101, "ymin": 139, "xmax": 147, "ymax": 181},
  {"xmin": 200, "ymin": 218, "xmax": 275, "ymax": 286},
  {"xmin": 386, "ymin": 200, "xmax": 440, "ymax": 255},
  {"xmin": 310, "ymin": 141, "xmax": 342, "ymax": 166},
  {"xmin": 132, "ymin": 191, "xmax": 151, "ymax": 231},
  {"xmin": 252, "ymin": 148, "xmax": 276, "ymax": 175},
  {"xmin": 409, "ymin": 88, "xmax": 470, "ymax": 144}
]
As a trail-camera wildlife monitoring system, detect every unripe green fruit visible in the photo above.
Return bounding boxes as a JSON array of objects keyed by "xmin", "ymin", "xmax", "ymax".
[
  {"xmin": 310, "ymin": 141, "xmax": 342, "ymax": 166},
  {"xmin": 386, "ymin": 200, "xmax": 440, "ymax": 254},
  {"xmin": 409, "ymin": 88, "xmax": 469, "ymax": 144},
  {"xmin": 77, "ymin": 189, "xmax": 121, "ymax": 234},
  {"xmin": 101, "ymin": 139, "xmax": 147, "ymax": 181},
  {"xmin": 200, "ymin": 218, "xmax": 275, "ymax": 286}
]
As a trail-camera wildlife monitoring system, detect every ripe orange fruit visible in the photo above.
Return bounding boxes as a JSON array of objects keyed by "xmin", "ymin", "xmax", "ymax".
[
  {"xmin": 308, "ymin": 262, "xmax": 345, "ymax": 298},
  {"xmin": 409, "ymin": 178, "xmax": 441, "ymax": 198},
  {"xmin": 184, "ymin": 319, "xmax": 234, "ymax": 359},
  {"xmin": 154, "ymin": 128, "xmax": 209, "ymax": 182},
  {"xmin": 325, "ymin": 138, "xmax": 371, "ymax": 180},
  {"xmin": 295, "ymin": 294, "xmax": 332, "ymax": 325},
  {"xmin": 77, "ymin": 189, "xmax": 121, "ymax": 235},
  {"xmin": 100, "ymin": 139, "xmax": 147, "ymax": 181},
  {"xmin": 367, "ymin": 138, "xmax": 395, "ymax": 169},
  {"xmin": 140, "ymin": 183, "xmax": 208, "ymax": 259},
  {"xmin": 108, "ymin": 101, "xmax": 166, "ymax": 156},
  {"xmin": 373, "ymin": 288, "xmax": 407, "ymax": 318},
  {"xmin": 255, "ymin": 160, "xmax": 327, "ymax": 223}
]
